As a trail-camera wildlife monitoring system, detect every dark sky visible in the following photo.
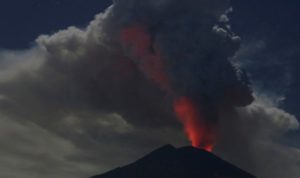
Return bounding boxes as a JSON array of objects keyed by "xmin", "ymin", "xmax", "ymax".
[
  {"xmin": 0, "ymin": 0, "xmax": 112, "ymax": 49},
  {"xmin": 231, "ymin": 0, "xmax": 300, "ymax": 142},
  {"xmin": 0, "ymin": 0, "xmax": 299, "ymax": 178}
]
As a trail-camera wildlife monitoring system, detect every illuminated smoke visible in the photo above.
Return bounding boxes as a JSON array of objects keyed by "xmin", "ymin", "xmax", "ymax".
[
  {"xmin": 120, "ymin": 24, "xmax": 170, "ymax": 91},
  {"xmin": 174, "ymin": 97, "xmax": 216, "ymax": 151},
  {"xmin": 116, "ymin": 0, "xmax": 253, "ymax": 151},
  {"xmin": 120, "ymin": 24, "xmax": 220, "ymax": 151}
]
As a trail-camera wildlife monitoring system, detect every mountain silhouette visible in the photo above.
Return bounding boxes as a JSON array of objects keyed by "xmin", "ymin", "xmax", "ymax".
[{"xmin": 91, "ymin": 144, "xmax": 256, "ymax": 178}]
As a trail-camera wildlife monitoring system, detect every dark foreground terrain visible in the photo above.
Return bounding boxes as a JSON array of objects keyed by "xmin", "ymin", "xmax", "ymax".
[{"xmin": 91, "ymin": 145, "xmax": 255, "ymax": 178}]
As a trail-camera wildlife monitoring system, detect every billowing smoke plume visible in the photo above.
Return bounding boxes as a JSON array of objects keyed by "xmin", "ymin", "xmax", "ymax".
[
  {"xmin": 113, "ymin": 0, "xmax": 254, "ymax": 150},
  {"xmin": 0, "ymin": 0, "xmax": 299, "ymax": 178}
]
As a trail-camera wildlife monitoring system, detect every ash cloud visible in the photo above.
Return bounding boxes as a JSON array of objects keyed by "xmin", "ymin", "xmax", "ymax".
[
  {"xmin": 0, "ymin": 0, "xmax": 299, "ymax": 178},
  {"xmin": 114, "ymin": 0, "xmax": 253, "ymax": 108},
  {"xmin": 112, "ymin": 0, "xmax": 254, "ymax": 149}
]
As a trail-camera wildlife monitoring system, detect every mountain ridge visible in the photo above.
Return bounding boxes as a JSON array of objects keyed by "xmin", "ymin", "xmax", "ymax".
[{"xmin": 91, "ymin": 145, "xmax": 256, "ymax": 178}]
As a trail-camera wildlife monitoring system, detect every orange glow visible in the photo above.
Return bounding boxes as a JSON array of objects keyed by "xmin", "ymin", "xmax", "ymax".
[
  {"xmin": 174, "ymin": 97, "xmax": 216, "ymax": 152},
  {"xmin": 120, "ymin": 24, "xmax": 217, "ymax": 152},
  {"xmin": 121, "ymin": 25, "xmax": 170, "ymax": 91}
]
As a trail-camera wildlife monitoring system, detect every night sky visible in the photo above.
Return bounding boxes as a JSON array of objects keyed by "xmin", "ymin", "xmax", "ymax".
[
  {"xmin": 231, "ymin": 0, "xmax": 300, "ymax": 145},
  {"xmin": 0, "ymin": 0, "xmax": 112, "ymax": 49},
  {"xmin": 0, "ymin": 0, "xmax": 299, "ymax": 178}
]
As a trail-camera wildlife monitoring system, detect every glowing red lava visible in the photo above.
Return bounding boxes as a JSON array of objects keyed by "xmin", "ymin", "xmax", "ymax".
[{"xmin": 174, "ymin": 97, "xmax": 216, "ymax": 152}]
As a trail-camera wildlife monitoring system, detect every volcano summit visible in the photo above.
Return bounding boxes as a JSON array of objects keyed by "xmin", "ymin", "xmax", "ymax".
[{"xmin": 91, "ymin": 145, "xmax": 256, "ymax": 178}]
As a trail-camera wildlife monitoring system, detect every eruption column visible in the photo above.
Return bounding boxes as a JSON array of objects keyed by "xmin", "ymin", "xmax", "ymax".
[
  {"xmin": 121, "ymin": 24, "xmax": 218, "ymax": 152},
  {"xmin": 174, "ymin": 97, "xmax": 216, "ymax": 152}
]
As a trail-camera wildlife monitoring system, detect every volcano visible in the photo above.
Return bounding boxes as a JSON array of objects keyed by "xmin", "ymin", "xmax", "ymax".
[{"xmin": 91, "ymin": 145, "xmax": 256, "ymax": 178}]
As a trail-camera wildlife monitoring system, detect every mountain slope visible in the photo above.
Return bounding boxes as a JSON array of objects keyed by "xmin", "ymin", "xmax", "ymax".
[{"xmin": 91, "ymin": 145, "xmax": 256, "ymax": 178}]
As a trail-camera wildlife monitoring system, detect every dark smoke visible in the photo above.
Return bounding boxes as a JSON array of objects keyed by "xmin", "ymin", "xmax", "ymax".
[
  {"xmin": 113, "ymin": 0, "xmax": 254, "ymax": 149},
  {"xmin": 114, "ymin": 0, "xmax": 253, "ymax": 108}
]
